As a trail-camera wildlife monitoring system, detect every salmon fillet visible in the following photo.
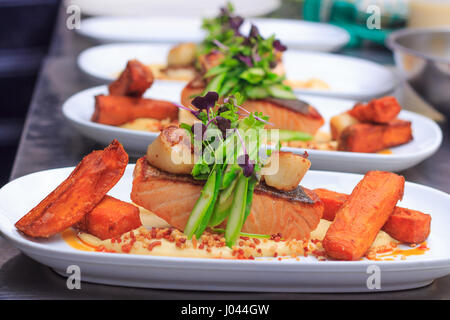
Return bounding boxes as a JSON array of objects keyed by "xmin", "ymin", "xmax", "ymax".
[
  {"xmin": 180, "ymin": 81, "xmax": 324, "ymax": 135},
  {"xmin": 131, "ymin": 157, "xmax": 323, "ymax": 240},
  {"xmin": 243, "ymin": 98, "xmax": 324, "ymax": 135}
]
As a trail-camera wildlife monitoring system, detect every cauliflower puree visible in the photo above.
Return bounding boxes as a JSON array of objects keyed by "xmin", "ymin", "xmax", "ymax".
[{"xmin": 69, "ymin": 208, "xmax": 399, "ymax": 260}]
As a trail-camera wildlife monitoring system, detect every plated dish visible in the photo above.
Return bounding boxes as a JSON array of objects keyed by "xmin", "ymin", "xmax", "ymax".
[
  {"xmin": 62, "ymin": 78, "xmax": 441, "ymax": 172},
  {"xmin": 78, "ymin": 43, "xmax": 395, "ymax": 100},
  {"xmin": 1, "ymin": 109, "xmax": 449, "ymax": 291}
]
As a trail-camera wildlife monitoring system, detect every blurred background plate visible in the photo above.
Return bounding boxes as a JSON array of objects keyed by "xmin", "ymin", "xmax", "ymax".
[
  {"xmin": 66, "ymin": 0, "xmax": 280, "ymax": 17},
  {"xmin": 77, "ymin": 16, "xmax": 350, "ymax": 52},
  {"xmin": 77, "ymin": 42, "xmax": 394, "ymax": 100}
]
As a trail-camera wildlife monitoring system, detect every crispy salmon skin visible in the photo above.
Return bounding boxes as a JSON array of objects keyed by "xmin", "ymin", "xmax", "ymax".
[
  {"xmin": 15, "ymin": 140, "xmax": 128, "ymax": 238},
  {"xmin": 131, "ymin": 157, "xmax": 323, "ymax": 240}
]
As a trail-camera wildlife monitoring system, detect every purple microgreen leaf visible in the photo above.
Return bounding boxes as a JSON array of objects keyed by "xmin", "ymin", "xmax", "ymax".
[
  {"xmin": 229, "ymin": 16, "xmax": 244, "ymax": 34},
  {"xmin": 214, "ymin": 116, "xmax": 231, "ymax": 137},
  {"xmin": 191, "ymin": 91, "xmax": 219, "ymax": 111},
  {"xmin": 236, "ymin": 54, "xmax": 253, "ymax": 67},
  {"xmin": 237, "ymin": 154, "xmax": 254, "ymax": 177},
  {"xmin": 273, "ymin": 39, "xmax": 287, "ymax": 52},
  {"xmin": 248, "ymin": 24, "xmax": 261, "ymax": 39}
]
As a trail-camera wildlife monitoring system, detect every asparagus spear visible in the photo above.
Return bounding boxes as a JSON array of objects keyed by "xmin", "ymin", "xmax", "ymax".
[
  {"xmin": 209, "ymin": 171, "xmax": 240, "ymax": 227},
  {"xmin": 225, "ymin": 174, "xmax": 249, "ymax": 247},
  {"xmin": 184, "ymin": 168, "xmax": 218, "ymax": 239}
]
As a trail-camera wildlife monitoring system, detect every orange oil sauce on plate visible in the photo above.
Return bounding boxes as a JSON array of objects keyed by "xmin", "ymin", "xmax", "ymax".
[
  {"xmin": 370, "ymin": 242, "xmax": 429, "ymax": 261},
  {"xmin": 61, "ymin": 228, "xmax": 96, "ymax": 252},
  {"xmin": 377, "ymin": 149, "xmax": 392, "ymax": 155}
]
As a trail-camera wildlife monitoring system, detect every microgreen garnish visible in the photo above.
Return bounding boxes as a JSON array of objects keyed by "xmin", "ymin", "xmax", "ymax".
[
  {"xmin": 181, "ymin": 91, "xmax": 276, "ymax": 246},
  {"xmin": 199, "ymin": 4, "xmax": 297, "ymax": 101},
  {"xmin": 200, "ymin": 2, "xmax": 244, "ymax": 54}
]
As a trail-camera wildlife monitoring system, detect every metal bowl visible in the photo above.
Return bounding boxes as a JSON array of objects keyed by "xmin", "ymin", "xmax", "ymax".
[{"xmin": 387, "ymin": 28, "xmax": 450, "ymax": 117}]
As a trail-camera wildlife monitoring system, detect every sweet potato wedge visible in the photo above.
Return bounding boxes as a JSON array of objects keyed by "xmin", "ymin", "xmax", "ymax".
[
  {"xmin": 348, "ymin": 96, "xmax": 401, "ymax": 124},
  {"xmin": 15, "ymin": 140, "xmax": 129, "ymax": 238},
  {"xmin": 313, "ymin": 188, "xmax": 349, "ymax": 221},
  {"xmin": 382, "ymin": 207, "xmax": 431, "ymax": 244},
  {"xmin": 314, "ymin": 188, "xmax": 431, "ymax": 244},
  {"xmin": 338, "ymin": 119, "xmax": 413, "ymax": 153},
  {"xmin": 322, "ymin": 171, "xmax": 405, "ymax": 260},
  {"xmin": 92, "ymin": 95, "xmax": 179, "ymax": 126},
  {"xmin": 75, "ymin": 195, "xmax": 142, "ymax": 240},
  {"xmin": 109, "ymin": 59, "xmax": 154, "ymax": 97}
]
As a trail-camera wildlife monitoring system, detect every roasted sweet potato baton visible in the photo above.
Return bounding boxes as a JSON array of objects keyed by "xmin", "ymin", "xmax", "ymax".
[
  {"xmin": 322, "ymin": 171, "xmax": 405, "ymax": 260},
  {"xmin": 15, "ymin": 140, "xmax": 128, "ymax": 238},
  {"xmin": 75, "ymin": 195, "xmax": 141, "ymax": 240},
  {"xmin": 108, "ymin": 59, "xmax": 154, "ymax": 97},
  {"xmin": 314, "ymin": 188, "xmax": 431, "ymax": 244},
  {"xmin": 92, "ymin": 95, "xmax": 179, "ymax": 126},
  {"xmin": 338, "ymin": 119, "xmax": 413, "ymax": 153},
  {"xmin": 348, "ymin": 96, "xmax": 402, "ymax": 124}
]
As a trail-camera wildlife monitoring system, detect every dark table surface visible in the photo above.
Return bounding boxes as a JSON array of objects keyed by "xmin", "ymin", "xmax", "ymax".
[{"xmin": 1, "ymin": 4, "xmax": 449, "ymax": 300}]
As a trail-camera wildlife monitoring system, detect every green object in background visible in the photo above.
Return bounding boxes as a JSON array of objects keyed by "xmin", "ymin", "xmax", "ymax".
[{"xmin": 303, "ymin": 0, "xmax": 408, "ymax": 48}]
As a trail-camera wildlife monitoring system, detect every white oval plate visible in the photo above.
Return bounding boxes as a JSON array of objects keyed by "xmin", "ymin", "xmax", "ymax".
[
  {"xmin": 77, "ymin": 16, "xmax": 350, "ymax": 52},
  {"xmin": 67, "ymin": 0, "xmax": 281, "ymax": 18},
  {"xmin": 0, "ymin": 165, "xmax": 449, "ymax": 292},
  {"xmin": 78, "ymin": 43, "xmax": 395, "ymax": 100},
  {"xmin": 62, "ymin": 83, "xmax": 442, "ymax": 173}
]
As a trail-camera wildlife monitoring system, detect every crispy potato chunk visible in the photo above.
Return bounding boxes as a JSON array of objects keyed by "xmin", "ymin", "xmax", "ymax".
[
  {"xmin": 323, "ymin": 171, "xmax": 405, "ymax": 260},
  {"xmin": 15, "ymin": 140, "xmax": 129, "ymax": 238},
  {"xmin": 92, "ymin": 95, "xmax": 179, "ymax": 126},
  {"xmin": 75, "ymin": 196, "xmax": 141, "ymax": 240},
  {"xmin": 348, "ymin": 96, "xmax": 402, "ymax": 124},
  {"xmin": 109, "ymin": 59, "xmax": 154, "ymax": 97},
  {"xmin": 262, "ymin": 151, "xmax": 311, "ymax": 191},
  {"xmin": 314, "ymin": 188, "xmax": 431, "ymax": 244},
  {"xmin": 338, "ymin": 120, "xmax": 413, "ymax": 153},
  {"xmin": 146, "ymin": 125, "xmax": 194, "ymax": 174}
]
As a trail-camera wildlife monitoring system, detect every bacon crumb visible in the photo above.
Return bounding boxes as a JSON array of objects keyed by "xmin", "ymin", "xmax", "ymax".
[
  {"xmin": 121, "ymin": 243, "xmax": 133, "ymax": 253},
  {"xmin": 147, "ymin": 241, "xmax": 162, "ymax": 251}
]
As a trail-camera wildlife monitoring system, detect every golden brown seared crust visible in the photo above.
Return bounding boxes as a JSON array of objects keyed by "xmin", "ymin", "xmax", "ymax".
[{"xmin": 131, "ymin": 157, "xmax": 323, "ymax": 240}]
